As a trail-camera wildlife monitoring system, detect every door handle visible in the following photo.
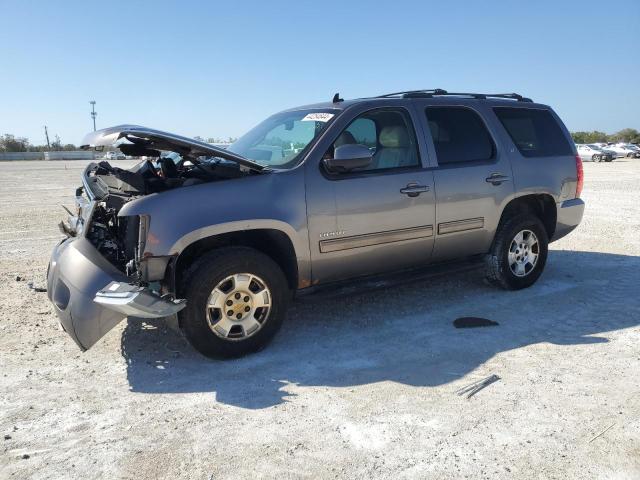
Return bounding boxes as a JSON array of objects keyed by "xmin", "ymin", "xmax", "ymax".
[
  {"xmin": 400, "ymin": 183, "xmax": 429, "ymax": 197},
  {"xmin": 485, "ymin": 173, "xmax": 511, "ymax": 185}
]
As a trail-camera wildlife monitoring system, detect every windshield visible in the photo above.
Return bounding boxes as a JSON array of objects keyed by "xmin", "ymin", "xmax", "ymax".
[
  {"xmin": 225, "ymin": 109, "xmax": 338, "ymax": 169},
  {"xmin": 587, "ymin": 144, "xmax": 601, "ymax": 150}
]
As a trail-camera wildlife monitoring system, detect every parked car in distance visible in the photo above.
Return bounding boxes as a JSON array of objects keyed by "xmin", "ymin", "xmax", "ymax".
[
  {"xmin": 48, "ymin": 89, "xmax": 585, "ymax": 359},
  {"xmin": 576, "ymin": 144, "xmax": 614, "ymax": 162},
  {"xmin": 103, "ymin": 151, "xmax": 126, "ymax": 160},
  {"xmin": 608, "ymin": 144, "xmax": 640, "ymax": 158}
]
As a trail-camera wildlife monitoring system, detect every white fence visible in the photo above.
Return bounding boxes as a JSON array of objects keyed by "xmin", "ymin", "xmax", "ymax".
[
  {"xmin": 0, "ymin": 152, "xmax": 45, "ymax": 161},
  {"xmin": 0, "ymin": 151, "xmax": 96, "ymax": 161},
  {"xmin": 44, "ymin": 151, "xmax": 96, "ymax": 161}
]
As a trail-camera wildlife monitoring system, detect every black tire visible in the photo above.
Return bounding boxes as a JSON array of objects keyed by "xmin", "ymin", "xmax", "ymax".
[
  {"xmin": 179, "ymin": 247, "xmax": 289, "ymax": 359},
  {"xmin": 592, "ymin": 155, "xmax": 600, "ymax": 163},
  {"xmin": 484, "ymin": 213, "xmax": 549, "ymax": 290}
]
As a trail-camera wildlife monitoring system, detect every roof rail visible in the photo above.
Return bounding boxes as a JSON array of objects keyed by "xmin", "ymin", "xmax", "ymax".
[
  {"xmin": 376, "ymin": 89, "xmax": 533, "ymax": 102},
  {"xmin": 376, "ymin": 89, "xmax": 447, "ymax": 98}
]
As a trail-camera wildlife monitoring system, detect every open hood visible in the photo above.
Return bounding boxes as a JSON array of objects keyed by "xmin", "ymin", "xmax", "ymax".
[{"xmin": 80, "ymin": 125, "xmax": 267, "ymax": 172}]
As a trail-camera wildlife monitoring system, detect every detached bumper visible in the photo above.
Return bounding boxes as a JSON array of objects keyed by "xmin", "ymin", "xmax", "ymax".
[
  {"xmin": 47, "ymin": 237, "xmax": 185, "ymax": 351},
  {"xmin": 552, "ymin": 198, "xmax": 585, "ymax": 242}
]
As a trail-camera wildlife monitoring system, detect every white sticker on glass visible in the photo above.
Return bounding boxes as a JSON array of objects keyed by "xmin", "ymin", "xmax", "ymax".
[{"xmin": 301, "ymin": 112, "xmax": 334, "ymax": 123}]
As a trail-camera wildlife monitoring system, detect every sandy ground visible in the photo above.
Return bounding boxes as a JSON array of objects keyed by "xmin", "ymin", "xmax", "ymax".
[{"xmin": 0, "ymin": 159, "xmax": 639, "ymax": 480}]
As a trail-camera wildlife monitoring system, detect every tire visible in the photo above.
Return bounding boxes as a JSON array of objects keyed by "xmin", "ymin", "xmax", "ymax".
[
  {"xmin": 484, "ymin": 213, "xmax": 549, "ymax": 290},
  {"xmin": 178, "ymin": 247, "xmax": 289, "ymax": 359},
  {"xmin": 592, "ymin": 155, "xmax": 600, "ymax": 163}
]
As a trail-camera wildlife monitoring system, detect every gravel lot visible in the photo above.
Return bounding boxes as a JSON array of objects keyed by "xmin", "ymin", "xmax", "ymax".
[{"xmin": 1, "ymin": 159, "xmax": 639, "ymax": 479}]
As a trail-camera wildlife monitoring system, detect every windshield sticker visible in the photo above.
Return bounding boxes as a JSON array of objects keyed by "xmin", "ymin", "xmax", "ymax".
[{"xmin": 301, "ymin": 112, "xmax": 335, "ymax": 123}]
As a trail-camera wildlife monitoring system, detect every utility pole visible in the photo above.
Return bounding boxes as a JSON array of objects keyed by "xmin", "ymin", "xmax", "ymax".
[
  {"xmin": 89, "ymin": 100, "xmax": 97, "ymax": 131},
  {"xmin": 43, "ymin": 125, "xmax": 51, "ymax": 150}
]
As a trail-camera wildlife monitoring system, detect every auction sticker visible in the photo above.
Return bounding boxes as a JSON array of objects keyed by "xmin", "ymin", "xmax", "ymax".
[{"xmin": 301, "ymin": 112, "xmax": 335, "ymax": 122}]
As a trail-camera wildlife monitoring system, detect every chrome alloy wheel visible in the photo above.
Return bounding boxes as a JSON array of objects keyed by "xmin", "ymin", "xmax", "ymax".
[
  {"xmin": 508, "ymin": 230, "xmax": 540, "ymax": 277},
  {"xmin": 206, "ymin": 273, "xmax": 271, "ymax": 340}
]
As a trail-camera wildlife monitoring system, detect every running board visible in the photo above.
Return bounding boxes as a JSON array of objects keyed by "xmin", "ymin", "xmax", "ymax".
[{"xmin": 296, "ymin": 256, "xmax": 484, "ymax": 302}]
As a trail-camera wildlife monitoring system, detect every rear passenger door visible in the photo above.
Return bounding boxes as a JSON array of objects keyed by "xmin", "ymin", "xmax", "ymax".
[{"xmin": 415, "ymin": 103, "xmax": 515, "ymax": 261}]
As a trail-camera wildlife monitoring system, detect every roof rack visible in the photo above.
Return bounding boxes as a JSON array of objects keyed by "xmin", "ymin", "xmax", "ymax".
[
  {"xmin": 376, "ymin": 89, "xmax": 533, "ymax": 102},
  {"xmin": 376, "ymin": 89, "xmax": 447, "ymax": 98}
]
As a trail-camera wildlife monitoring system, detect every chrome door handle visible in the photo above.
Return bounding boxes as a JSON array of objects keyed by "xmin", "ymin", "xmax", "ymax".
[
  {"xmin": 400, "ymin": 183, "xmax": 429, "ymax": 197},
  {"xmin": 485, "ymin": 173, "xmax": 511, "ymax": 185}
]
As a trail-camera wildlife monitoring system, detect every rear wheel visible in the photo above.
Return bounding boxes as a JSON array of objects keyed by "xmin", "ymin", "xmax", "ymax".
[
  {"xmin": 484, "ymin": 213, "xmax": 549, "ymax": 290},
  {"xmin": 179, "ymin": 247, "xmax": 289, "ymax": 358}
]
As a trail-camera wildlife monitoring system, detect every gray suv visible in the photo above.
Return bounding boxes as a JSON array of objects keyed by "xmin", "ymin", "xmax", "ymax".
[{"xmin": 47, "ymin": 89, "xmax": 585, "ymax": 358}]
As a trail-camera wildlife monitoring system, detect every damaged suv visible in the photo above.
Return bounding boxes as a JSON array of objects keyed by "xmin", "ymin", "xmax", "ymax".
[{"xmin": 47, "ymin": 90, "xmax": 585, "ymax": 358}]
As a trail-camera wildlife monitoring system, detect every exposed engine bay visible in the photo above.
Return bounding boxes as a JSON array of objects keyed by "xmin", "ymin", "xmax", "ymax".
[
  {"xmin": 82, "ymin": 156, "xmax": 250, "ymax": 275},
  {"xmin": 70, "ymin": 125, "xmax": 268, "ymax": 276},
  {"xmin": 94, "ymin": 156, "xmax": 249, "ymax": 195}
]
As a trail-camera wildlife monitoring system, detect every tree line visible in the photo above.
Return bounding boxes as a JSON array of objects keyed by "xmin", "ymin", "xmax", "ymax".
[
  {"xmin": 570, "ymin": 128, "xmax": 640, "ymax": 145},
  {"xmin": 0, "ymin": 134, "xmax": 77, "ymax": 152},
  {"xmin": 2, "ymin": 129, "xmax": 638, "ymax": 153},
  {"xmin": 0, "ymin": 133, "xmax": 240, "ymax": 152}
]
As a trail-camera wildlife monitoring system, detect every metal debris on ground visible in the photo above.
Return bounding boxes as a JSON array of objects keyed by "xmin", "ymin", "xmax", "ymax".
[
  {"xmin": 588, "ymin": 423, "xmax": 615, "ymax": 443},
  {"xmin": 453, "ymin": 317, "xmax": 499, "ymax": 328},
  {"xmin": 456, "ymin": 374, "xmax": 501, "ymax": 399},
  {"xmin": 27, "ymin": 281, "xmax": 47, "ymax": 293}
]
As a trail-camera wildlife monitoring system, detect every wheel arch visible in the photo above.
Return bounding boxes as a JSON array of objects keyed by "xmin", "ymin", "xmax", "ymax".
[
  {"xmin": 497, "ymin": 194, "xmax": 557, "ymax": 241},
  {"xmin": 173, "ymin": 227, "xmax": 301, "ymax": 294}
]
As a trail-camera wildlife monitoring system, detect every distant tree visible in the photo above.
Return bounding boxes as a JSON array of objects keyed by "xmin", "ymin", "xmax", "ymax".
[
  {"xmin": 51, "ymin": 134, "xmax": 62, "ymax": 151},
  {"xmin": 571, "ymin": 131, "xmax": 609, "ymax": 144},
  {"xmin": 63, "ymin": 143, "xmax": 77, "ymax": 151},
  {"xmin": 611, "ymin": 128, "xmax": 640, "ymax": 143},
  {"xmin": 0, "ymin": 134, "xmax": 30, "ymax": 152}
]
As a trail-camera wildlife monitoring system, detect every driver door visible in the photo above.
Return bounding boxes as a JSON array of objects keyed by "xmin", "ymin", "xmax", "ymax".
[{"xmin": 305, "ymin": 105, "xmax": 436, "ymax": 283}]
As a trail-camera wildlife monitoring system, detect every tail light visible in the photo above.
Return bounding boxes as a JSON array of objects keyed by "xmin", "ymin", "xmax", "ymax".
[{"xmin": 575, "ymin": 154, "xmax": 583, "ymax": 198}]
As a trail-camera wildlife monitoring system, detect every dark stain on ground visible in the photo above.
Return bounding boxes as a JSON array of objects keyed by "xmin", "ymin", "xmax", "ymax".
[{"xmin": 453, "ymin": 317, "xmax": 499, "ymax": 328}]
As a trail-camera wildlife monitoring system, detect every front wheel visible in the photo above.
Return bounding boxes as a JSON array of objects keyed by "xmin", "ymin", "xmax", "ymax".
[
  {"xmin": 179, "ymin": 247, "xmax": 289, "ymax": 359},
  {"xmin": 484, "ymin": 214, "xmax": 549, "ymax": 290}
]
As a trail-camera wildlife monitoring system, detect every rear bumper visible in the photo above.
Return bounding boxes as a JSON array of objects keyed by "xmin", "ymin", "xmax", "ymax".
[
  {"xmin": 47, "ymin": 237, "xmax": 185, "ymax": 350},
  {"xmin": 551, "ymin": 198, "xmax": 585, "ymax": 242}
]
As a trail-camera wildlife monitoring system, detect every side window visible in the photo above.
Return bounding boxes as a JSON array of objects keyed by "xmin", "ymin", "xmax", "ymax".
[
  {"xmin": 327, "ymin": 109, "xmax": 420, "ymax": 173},
  {"xmin": 493, "ymin": 107, "xmax": 573, "ymax": 158},
  {"xmin": 425, "ymin": 107, "xmax": 495, "ymax": 165},
  {"xmin": 341, "ymin": 118, "xmax": 376, "ymax": 149}
]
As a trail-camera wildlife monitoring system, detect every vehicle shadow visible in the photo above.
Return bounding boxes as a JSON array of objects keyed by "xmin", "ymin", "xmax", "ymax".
[{"xmin": 121, "ymin": 250, "xmax": 640, "ymax": 409}]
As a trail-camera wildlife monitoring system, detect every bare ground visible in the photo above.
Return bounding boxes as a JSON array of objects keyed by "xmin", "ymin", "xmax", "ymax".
[{"xmin": 1, "ymin": 159, "xmax": 639, "ymax": 479}]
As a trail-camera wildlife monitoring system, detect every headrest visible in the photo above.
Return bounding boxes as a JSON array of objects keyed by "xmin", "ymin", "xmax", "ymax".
[
  {"xmin": 334, "ymin": 131, "xmax": 357, "ymax": 147},
  {"xmin": 379, "ymin": 126, "xmax": 409, "ymax": 148}
]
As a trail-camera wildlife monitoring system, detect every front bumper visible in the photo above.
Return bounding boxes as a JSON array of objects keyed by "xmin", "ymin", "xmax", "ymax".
[
  {"xmin": 551, "ymin": 198, "xmax": 585, "ymax": 242},
  {"xmin": 47, "ymin": 237, "xmax": 185, "ymax": 351}
]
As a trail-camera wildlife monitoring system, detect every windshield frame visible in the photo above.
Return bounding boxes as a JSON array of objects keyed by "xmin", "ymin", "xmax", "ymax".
[{"xmin": 225, "ymin": 107, "xmax": 341, "ymax": 170}]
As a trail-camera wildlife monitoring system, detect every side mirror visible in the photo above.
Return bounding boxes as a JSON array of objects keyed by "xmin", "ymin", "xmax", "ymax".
[{"xmin": 323, "ymin": 144, "xmax": 373, "ymax": 173}]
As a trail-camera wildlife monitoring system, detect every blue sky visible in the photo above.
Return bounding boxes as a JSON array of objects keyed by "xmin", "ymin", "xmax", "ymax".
[{"xmin": 1, "ymin": 0, "xmax": 638, "ymax": 145}]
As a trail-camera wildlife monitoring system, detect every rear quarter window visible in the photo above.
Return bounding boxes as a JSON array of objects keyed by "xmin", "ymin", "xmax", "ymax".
[{"xmin": 493, "ymin": 107, "xmax": 573, "ymax": 158}]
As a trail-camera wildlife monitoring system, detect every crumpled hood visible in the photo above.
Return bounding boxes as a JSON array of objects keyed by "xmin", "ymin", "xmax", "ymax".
[{"xmin": 80, "ymin": 125, "xmax": 267, "ymax": 173}]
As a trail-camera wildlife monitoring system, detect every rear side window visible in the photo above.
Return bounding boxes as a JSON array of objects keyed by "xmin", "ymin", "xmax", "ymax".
[
  {"xmin": 425, "ymin": 107, "xmax": 495, "ymax": 165},
  {"xmin": 493, "ymin": 107, "xmax": 573, "ymax": 158}
]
